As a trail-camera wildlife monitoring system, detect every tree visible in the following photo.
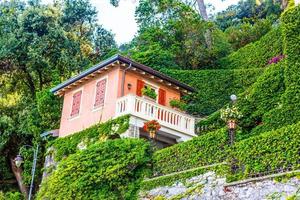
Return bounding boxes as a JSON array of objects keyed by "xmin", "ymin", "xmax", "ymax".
[
  {"xmin": 0, "ymin": 0, "xmax": 117, "ymax": 196},
  {"xmin": 125, "ymin": 0, "xmax": 231, "ymax": 69}
]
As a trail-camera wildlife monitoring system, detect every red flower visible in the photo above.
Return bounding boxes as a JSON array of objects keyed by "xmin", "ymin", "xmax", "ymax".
[{"xmin": 143, "ymin": 120, "xmax": 161, "ymax": 132}]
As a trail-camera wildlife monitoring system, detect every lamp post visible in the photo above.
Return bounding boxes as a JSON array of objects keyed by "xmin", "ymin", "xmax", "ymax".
[
  {"xmin": 228, "ymin": 94, "xmax": 237, "ymax": 145},
  {"xmin": 14, "ymin": 144, "xmax": 39, "ymax": 200}
]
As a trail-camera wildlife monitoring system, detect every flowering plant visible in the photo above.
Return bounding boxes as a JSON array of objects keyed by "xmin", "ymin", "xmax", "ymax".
[
  {"xmin": 143, "ymin": 120, "xmax": 161, "ymax": 133},
  {"xmin": 220, "ymin": 105, "xmax": 243, "ymax": 122},
  {"xmin": 268, "ymin": 54, "xmax": 285, "ymax": 65}
]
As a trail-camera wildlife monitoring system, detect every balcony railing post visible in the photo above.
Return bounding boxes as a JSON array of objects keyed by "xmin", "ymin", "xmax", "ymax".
[{"xmin": 116, "ymin": 94, "xmax": 195, "ymax": 136}]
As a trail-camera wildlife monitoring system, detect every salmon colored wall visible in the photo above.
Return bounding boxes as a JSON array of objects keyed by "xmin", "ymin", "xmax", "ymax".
[
  {"xmin": 123, "ymin": 71, "xmax": 181, "ymax": 107},
  {"xmin": 59, "ymin": 67, "xmax": 121, "ymax": 137}
]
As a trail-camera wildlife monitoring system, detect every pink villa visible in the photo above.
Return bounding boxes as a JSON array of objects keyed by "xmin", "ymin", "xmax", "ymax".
[{"xmin": 51, "ymin": 54, "xmax": 196, "ymax": 147}]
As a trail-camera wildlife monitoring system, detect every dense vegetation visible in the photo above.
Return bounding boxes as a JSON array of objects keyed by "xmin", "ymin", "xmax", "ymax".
[
  {"xmin": 37, "ymin": 139, "xmax": 152, "ymax": 200},
  {"xmin": 47, "ymin": 115, "xmax": 130, "ymax": 161},
  {"xmin": 152, "ymin": 121, "xmax": 300, "ymax": 182},
  {"xmin": 153, "ymin": 128, "xmax": 228, "ymax": 175},
  {"xmin": 161, "ymin": 68, "xmax": 263, "ymax": 116},
  {"xmin": 218, "ymin": 26, "xmax": 283, "ymax": 69}
]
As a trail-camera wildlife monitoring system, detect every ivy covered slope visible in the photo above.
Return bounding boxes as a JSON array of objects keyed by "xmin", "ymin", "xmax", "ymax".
[
  {"xmin": 229, "ymin": 121, "xmax": 300, "ymax": 181},
  {"xmin": 153, "ymin": 128, "xmax": 228, "ymax": 175},
  {"xmin": 37, "ymin": 115, "xmax": 154, "ymax": 200},
  {"xmin": 218, "ymin": 26, "xmax": 283, "ymax": 69},
  {"xmin": 238, "ymin": 5, "xmax": 300, "ymax": 135},
  {"xmin": 152, "ymin": 122, "xmax": 300, "ymax": 182},
  {"xmin": 199, "ymin": 61, "xmax": 286, "ymax": 136},
  {"xmin": 161, "ymin": 68, "xmax": 263, "ymax": 116},
  {"xmin": 48, "ymin": 115, "xmax": 130, "ymax": 161},
  {"xmin": 37, "ymin": 139, "xmax": 151, "ymax": 200}
]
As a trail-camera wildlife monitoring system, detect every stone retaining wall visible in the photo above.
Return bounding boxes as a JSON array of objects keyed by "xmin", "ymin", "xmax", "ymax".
[{"xmin": 140, "ymin": 171, "xmax": 300, "ymax": 200}]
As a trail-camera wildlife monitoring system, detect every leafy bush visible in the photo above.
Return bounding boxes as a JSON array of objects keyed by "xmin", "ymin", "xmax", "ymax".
[
  {"xmin": 0, "ymin": 191, "xmax": 23, "ymax": 200},
  {"xmin": 152, "ymin": 128, "xmax": 228, "ymax": 175},
  {"xmin": 219, "ymin": 26, "xmax": 283, "ymax": 69},
  {"xmin": 161, "ymin": 68, "xmax": 263, "ymax": 116},
  {"xmin": 228, "ymin": 121, "xmax": 300, "ymax": 181},
  {"xmin": 142, "ymin": 86, "xmax": 157, "ymax": 99},
  {"xmin": 225, "ymin": 18, "xmax": 273, "ymax": 50},
  {"xmin": 37, "ymin": 139, "xmax": 152, "ymax": 200},
  {"xmin": 48, "ymin": 115, "xmax": 130, "ymax": 161},
  {"xmin": 169, "ymin": 99, "xmax": 187, "ymax": 111}
]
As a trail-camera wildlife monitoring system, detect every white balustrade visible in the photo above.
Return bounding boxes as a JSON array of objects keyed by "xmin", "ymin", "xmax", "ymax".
[{"xmin": 116, "ymin": 94, "xmax": 195, "ymax": 136}]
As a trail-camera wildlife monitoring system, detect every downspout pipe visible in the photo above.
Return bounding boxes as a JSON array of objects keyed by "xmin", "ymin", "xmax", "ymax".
[{"xmin": 121, "ymin": 63, "xmax": 132, "ymax": 97}]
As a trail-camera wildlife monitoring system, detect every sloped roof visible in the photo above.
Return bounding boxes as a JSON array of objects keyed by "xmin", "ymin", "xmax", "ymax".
[{"xmin": 50, "ymin": 54, "xmax": 195, "ymax": 94}]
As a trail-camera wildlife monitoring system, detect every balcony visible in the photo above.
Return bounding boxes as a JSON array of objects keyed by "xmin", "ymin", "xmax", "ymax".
[{"xmin": 116, "ymin": 94, "xmax": 196, "ymax": 137}]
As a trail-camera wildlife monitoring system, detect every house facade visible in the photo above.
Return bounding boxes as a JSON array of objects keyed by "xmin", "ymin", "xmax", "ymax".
[{"xmin": 51, "ymin": 55, "xmax": 196, "ymax": 147}]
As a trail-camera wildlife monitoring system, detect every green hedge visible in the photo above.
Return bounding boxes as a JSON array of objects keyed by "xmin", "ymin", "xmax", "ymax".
[
  {"xmin": 48, "ymin": 115, "xmax": 130, "ymax": 161},
  {"xmin": 161, "ymin": 68, "xmax": 263, "ymax": 116},
  {"xmin": 218, "ymin": 26, "xmax": 283, "ymax": 69},
  {"xmin": 37, "ymin": 139, "xmax": 151, "ymax": 200},
  {"xmin": 153, "ymin": 128, "xmax": 228, "ymax": 175},
  {"xmin": 228, "ymin": 121, "xmax": 300, "ymax": 181},
  {"xmin": 245, "ymin": 5, "xmax": 300, "ymax": 133},
  {"xmin": 152, "ymin": 122, "xmax": 300, "ymax": 184},
  {"xmin": 236, "ymin": 62, "xmax": 285, "ymax": 136},
  {"xmin": 141, "ymin": 164, "xmax": 229, "ymax": 191}
]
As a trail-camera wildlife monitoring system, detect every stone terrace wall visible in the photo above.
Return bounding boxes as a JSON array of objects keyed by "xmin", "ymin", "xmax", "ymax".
[{"xmin": 140, "ymin": 171, "xmax": 300, "ymax": 200}]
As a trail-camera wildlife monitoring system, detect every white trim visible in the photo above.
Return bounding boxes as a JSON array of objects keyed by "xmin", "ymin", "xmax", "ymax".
[
  {"xmin": 92, "ymin": 75, "xmax": 108, "ymax": 111},
  {"xmin": 68, "ymin": 87, "xmax": 83, "ymax": 120}
]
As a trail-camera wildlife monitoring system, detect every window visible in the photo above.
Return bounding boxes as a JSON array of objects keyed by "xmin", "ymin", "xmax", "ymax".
[
  {"xmin": 71, "ymin": 90, "xmax": 82, "ymax": 117},
  {"xmin": 94, "ymin": 78, "xmax": 107, "ymax": 108}
]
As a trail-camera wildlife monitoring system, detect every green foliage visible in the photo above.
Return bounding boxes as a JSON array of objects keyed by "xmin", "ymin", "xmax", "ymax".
[
  {"xmin": 169, "ymin": 99, "xmax": 187, "ymax": 111},
  {"xmin": 235, "ymin": 5, "xmax": 300, "ymax": 134},
  {"xmin": 141, "ymin": 164, "xmax": 229, "ymax": 191},
  {"xmin": 219, "ymin": 26, "xmax": 283, "ymax": 69},
  {"xmin": 37, "ymin": 138, "xmax": 152, "ymax": 200},
  {"xmin": 215, "ymin": 0, "xmax": 282, "ymax": 30},
  {"xmin": 126, "ymin": 0, "xmax": 232, "ymax": 70},
  {"xmin": 48, "ymin": 115, "xmax": 130, "ymax": 161},
  {"xmin": 161, "ymin": 68, "xmax": 263, "ymax": 116},
  {"xmin": 142, "ymin": 86, "xmax": 157, "ymax": 100},
  {"xmin": 237, "ymin": 62, "xmax": 285, "ymax": 135},
  {"xmin": 228, "ymin": 122, "xmax": 300, "ymax": 181},
  {"xmin": 36, "ymin": 89, "xmax": 62, "ymax": 131},
  {"xmin": 225, "ymin": 18, "xmax": 273, "ymax": 50},
  {"xmin": 0, "ymin": 191, "xmax": 23, "ymax": 200},
  {"xmin": 153, "ymin": 128, "xmax": 228, "ymax": 175}
]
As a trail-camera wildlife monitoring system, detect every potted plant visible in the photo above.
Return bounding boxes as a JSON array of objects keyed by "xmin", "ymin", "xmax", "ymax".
[
  {"xmin": 220, "ymin": 105, "xmax": 243, "ymax": 125},
  {"xmin": 169, "ymin": 98, "xmax": 187, "ymax": 112},
  {"xmin": 143, "ymin": 120, "xmax": 161, "ymax": 139},
  {"xmin": 142, "ymin": 86, "xmax": 157, "ymax": 101}
]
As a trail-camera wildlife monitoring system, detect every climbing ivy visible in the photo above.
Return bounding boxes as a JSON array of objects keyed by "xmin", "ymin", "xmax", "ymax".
[
  {"xmin": 37, "ymin": 138, "xmax": 152, "ymax": 200},
  {"xmin": 48, "ymin": 115, "xmax": 130, "ymax": 161}
]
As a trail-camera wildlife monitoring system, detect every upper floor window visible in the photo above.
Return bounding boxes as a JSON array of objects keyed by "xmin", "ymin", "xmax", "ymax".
[
  {"xmin": 136, "ymin": 79, "xmax": 166, "ymax": 106},
  {"xmin": 94, "ymin": 78, "xmax": 107, "ymax": 108},
  {"xmin": 71, "ymin": 90, "xmax": 82, "ymax": 117}
]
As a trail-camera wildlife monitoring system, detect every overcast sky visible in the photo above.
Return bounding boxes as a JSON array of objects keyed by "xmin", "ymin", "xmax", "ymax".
[{"xmin": 42, "ymin": 0, "xmax": 240, "ymax": 45}]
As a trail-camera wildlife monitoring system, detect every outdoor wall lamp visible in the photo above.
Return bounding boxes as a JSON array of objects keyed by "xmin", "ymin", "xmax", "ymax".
[
  {"xmin": 14, "ymin": 144, "xmax": 39, "ymax": 200},
  {"xmin": 127, "ymin": 83, "xmax": 132, "ymax": 90}
]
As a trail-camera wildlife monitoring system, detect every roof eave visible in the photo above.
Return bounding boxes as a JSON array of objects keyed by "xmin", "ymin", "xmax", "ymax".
[{"xmin": 50, "ymin": 54, "xmax": 196, "ymax": 94}]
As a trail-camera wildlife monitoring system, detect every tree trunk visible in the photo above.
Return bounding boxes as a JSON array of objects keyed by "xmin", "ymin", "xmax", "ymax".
[
  {"xmin": 196, "ymin": 0, "xmax": 212, "ymax": 49},
  {"xmin": 10, "ymin": 158, "xmax": 28, "ymax": 199},
  {"xmin": 196, "ymin": 0, "xmax": 208, "ymax": 20}
]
